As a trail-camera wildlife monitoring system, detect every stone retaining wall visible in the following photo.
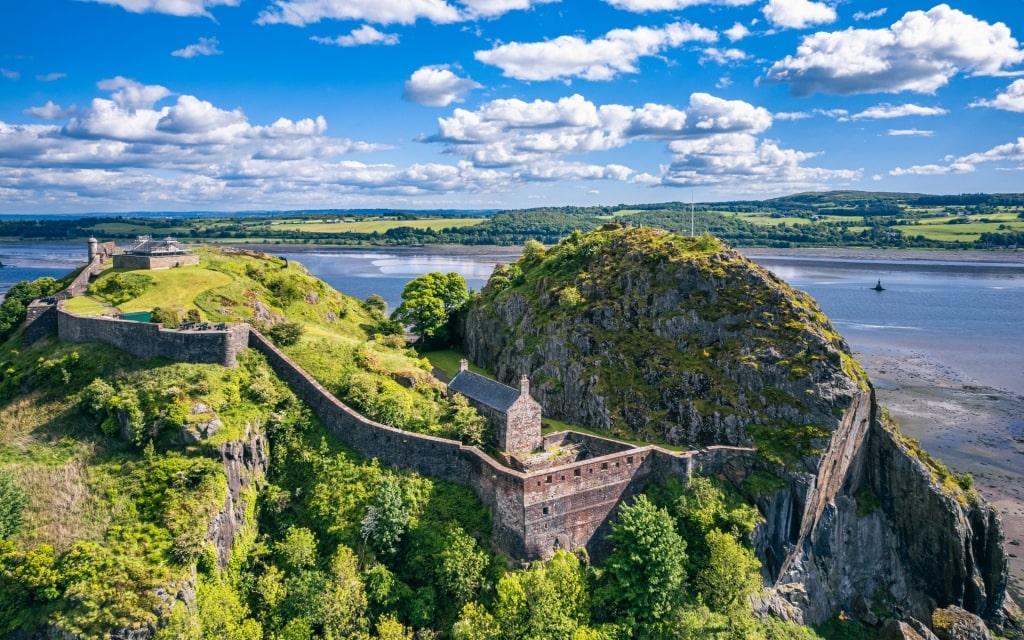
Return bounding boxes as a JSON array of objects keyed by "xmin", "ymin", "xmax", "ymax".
[{"xmin": 57, "ymin": 302, "xmax": 249, "ymax": 367}]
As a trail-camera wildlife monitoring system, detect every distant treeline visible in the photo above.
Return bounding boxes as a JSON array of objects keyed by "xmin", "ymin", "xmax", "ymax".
[{"xmin": 2, "ymin": 191, "xmax": 1022, "ymax": 250}]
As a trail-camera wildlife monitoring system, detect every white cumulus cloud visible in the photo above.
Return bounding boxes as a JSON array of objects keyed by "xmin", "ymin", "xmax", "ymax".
[
  {"xmin": 890, "ymin": 136, "xmax": 1024, "ymax": 176},
  {"xmin": 81, "ymin": 0, "xmax": 239, "ymax": 18},
  {"xmin": 853, "ymin": 8, "xmax": 886, "ymax": 21},
  {"xmin": 762, "ymin": 0, "xmax": 836, "ymax": 30},
  {"xmin": 852, "ymin": 103, "xmax": 949, "ymax": 119},
  {"xmin": 887, "ymin": 129, "xmax": 934, "ymax": 136},
  {"xmin": 724, "ymin": 22, "xmax": 751, "ymax": 42},
  {"xmin": 257, "ymin": 0, "xmax": 462, "ymax": 26},
  {"xmin": 403, "ymin": 66, "xmax": 482, "ymax": 107},
  {"xmin": 172, "ymin": 37, "xmax": 223, "ymax": 58},
  {"xmin": 604, "ymin": 0, "xmax": 756, "ymax": 11},
  {"xmin": 24, "ymin": 101, "xmax": 72, "ymax": 120},
  {"xmin": 459, "ymin": 0, "xmax": 560, "ymax": 18},
  {"xmin": 312, "ymin": 26, "xmax": 400, "ymax": 47},
  {"xmin": 970, "ymin": 79, "xmax": 1024, "ymax": 113},
  {"xmin": 475, "ymin": 22, "xmax": 717, "ymax": 81},
  {"xmin": 765, "ymin": 5, "xmax": 1024, "ymax": 96}
]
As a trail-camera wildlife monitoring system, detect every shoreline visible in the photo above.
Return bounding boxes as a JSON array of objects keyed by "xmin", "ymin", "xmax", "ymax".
[
  {"xmin": 235, "ymin": 242, "xmax": 1024, "ymax": 264},
  {"xmin": 855, "ymin": 345, "xmax": 1024, "ymax": 602}
]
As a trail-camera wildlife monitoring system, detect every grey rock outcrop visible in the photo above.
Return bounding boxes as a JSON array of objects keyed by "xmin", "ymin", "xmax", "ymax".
[{"xmin": 932, "ymin": 605, "xmax": 992, "ymax": 640}]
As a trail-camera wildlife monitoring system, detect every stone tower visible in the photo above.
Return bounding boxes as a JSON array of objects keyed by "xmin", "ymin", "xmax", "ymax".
[{"xmin": 88, "ymin": 236, "xmax": 98, "ymax": 261}]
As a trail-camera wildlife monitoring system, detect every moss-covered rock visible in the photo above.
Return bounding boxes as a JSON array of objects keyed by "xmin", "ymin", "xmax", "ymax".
[{"xmin": 460, "ymin": 226, "xmax": 865, "ymax": 464}]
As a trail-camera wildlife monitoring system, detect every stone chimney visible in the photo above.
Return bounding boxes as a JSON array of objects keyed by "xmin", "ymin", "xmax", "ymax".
[
  {"xmin": 520, "ymin": 374, "xmax": 529, "ymax": 396},
  {"xmin": 459, "ymin": 358, "xmax": 469, "ymax": 373}
]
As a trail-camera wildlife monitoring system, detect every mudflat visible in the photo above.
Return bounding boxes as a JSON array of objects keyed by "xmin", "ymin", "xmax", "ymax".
[{"xmin": 856, "ymin": 344, "xmax": 1024, "ymax": 601}]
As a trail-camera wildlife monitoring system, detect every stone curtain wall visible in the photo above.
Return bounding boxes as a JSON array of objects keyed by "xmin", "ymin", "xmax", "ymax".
[
  {"xmin": 113, "ymin": 254, "xmax": 201, "ymax": 270},
  {"xmin": 56, "ymin": 301, "xmax": 250, "ymax": 367},
  {"xmin": 247, "ymin": 329, "xmax": 534, "ymax": 555},
  {"xmin": 23, "ymin": 300, "xmax": 58, "ymax": 345}
]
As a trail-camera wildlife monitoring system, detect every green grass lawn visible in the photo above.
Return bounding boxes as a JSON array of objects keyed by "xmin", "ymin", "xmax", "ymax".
[
  {"xmin": 63, "ymin": 296, "xmax": 109, "ymax": 316},
  {"xmin": 421, "ymin": 349, "xmax": 492, "ymax": 378},
  {"xmin": 273, "ymin": 217, "xmax": 485, "ymax": 234},
  {"xmin": 92, "ymin": 266, "xmax": 234, "ymax": 314}
]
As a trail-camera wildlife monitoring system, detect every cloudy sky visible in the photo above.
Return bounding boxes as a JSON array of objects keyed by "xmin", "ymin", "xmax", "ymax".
[{"xmin": 2, "ymin": 1, "xmax": 1023, "ymax": 213}]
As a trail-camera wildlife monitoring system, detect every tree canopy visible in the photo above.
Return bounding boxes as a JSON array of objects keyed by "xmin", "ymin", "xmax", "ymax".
[{"xmin": 390, "ymin": 272, "xmax": 469, "ymax": 346}]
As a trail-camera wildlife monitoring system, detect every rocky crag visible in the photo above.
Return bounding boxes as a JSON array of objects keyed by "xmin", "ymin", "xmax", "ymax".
[{"xmin": 459, "ymin": 226, "xmax": 1019, "ymax": 635}]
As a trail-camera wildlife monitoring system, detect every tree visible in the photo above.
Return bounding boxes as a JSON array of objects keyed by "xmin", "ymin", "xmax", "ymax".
[
  {"xmin": 597, "ymin": 495, "xmax": 686, "ymax": 634},
  {"xmin": 447, "ymin": 394, "xmax": 487, "ymax": 447},
  {"xmin": 275, "ymin": 526, "xmax": 318, "ymax": 573},
  {"xmin": 363, "ymin": 294, "xmax": 388, "ymax": 318},
  {"xmin": 150, "ymin": 306, "xmax": 180, "ymax": 328},
  {"xmin": 361, "ymin": 476, "xmax": 410, "ymax": 557},
  {"xmin": 695, "ymin": 529, "xmax": 762, "ymax": 613},
  {"xmin": 438, "ymin": 524, "xmax": 488, "ymax": 610},
  {"xmin": 390, "ymin": 272, "xmax": 468, "ymax": 345}
]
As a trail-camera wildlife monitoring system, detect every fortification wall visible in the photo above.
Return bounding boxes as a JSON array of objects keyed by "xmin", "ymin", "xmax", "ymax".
[
  {"xmin": 56, "ymin": 303, "xmax": 249, "ymax": 367},
  {"xmin": 246, "ymin": 330, "xmax": 533, "ymax": 554},
  {"xmin": 522, "ymin": 447, "xmax": 658, "ymax": 558},
  {"xmin": 65, "ymin": 256, "xmax": 103, "ymax": 298},
  {"xmin": 113, "ymin": 254, "xmax": 200, "ymax": 270},
  {"xmin": 23, "ymin": 300, "xmax": 58, "ymax": 345}
]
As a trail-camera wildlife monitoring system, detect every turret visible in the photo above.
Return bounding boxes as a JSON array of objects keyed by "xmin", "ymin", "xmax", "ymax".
[{"xmin": 88, "ymin": 237, "xmax": 98, "ymax": 261}]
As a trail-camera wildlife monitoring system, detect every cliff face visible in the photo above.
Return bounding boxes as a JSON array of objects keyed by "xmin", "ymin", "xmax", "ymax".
[{"xmin": 459, "ymin": 227, "xmax": 1014, "ymax": 630}]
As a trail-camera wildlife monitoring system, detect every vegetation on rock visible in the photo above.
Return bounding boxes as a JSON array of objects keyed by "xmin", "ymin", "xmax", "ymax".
[{"xmin": 462, "ymin": 225, "xmax": 865, "ymax": 464}]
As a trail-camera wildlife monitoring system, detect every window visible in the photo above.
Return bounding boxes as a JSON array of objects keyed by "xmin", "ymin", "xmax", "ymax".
[
  {"xmin": 542, "ymin": 507, "xmax": 549, "ymax": 515},
  {"xmin": 546, "ymin": 475, "xmax": 552, "ymax": 484},
  {"xmin": 627, "ymin": 456, "xmax": 633, "ymax": 464},
  {"xmin": 601, "ymin": 462, "xmax": 608, "ymax": 470},
  {"xmin": 574, "ymin": 469, "xmax": 581, "ymax": 477}
]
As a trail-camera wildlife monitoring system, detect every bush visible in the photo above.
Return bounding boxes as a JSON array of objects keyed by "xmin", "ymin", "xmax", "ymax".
[
  {"xmin": 150, "ymin": 307, "xmax": 180, "ymax": 328},
  {"xmin": 93, "ymin": 273, "xmax": 154, "ymax": 305},
  {"xmin": 267, "ymin": 321, "xmax": 304, "ymax": 347},
  {"xmin": 0, "ymin": 469, "xmax": 28, "ymax": 538}
]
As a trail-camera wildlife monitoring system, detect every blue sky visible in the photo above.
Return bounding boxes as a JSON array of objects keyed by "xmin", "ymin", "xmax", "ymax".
[{"xmin": 2, "ymin": 0, "xmax": 1023, "ymax": 213}]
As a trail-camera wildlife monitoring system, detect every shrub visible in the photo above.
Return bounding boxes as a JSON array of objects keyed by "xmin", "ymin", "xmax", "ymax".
[
  {"xmin": 150, "ymin": 307, "xmax": 180, "ymax": 328},
  {"xmin": 267, "ymin": 321, "xmax": 304, "ymax": 347},
  {"xmin": 0, "ymin": 469, "xmax": 28, "ymax": 538},
  {"xmin": 93, "ymin": 273, "xmax": 154, "ymax": 305}
]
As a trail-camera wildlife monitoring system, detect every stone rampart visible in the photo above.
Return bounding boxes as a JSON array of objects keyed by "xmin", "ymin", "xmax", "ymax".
[
  {"xmin": 23, "ymin": 300, "xmax": 58, "ymax": 345},
  {"xmin": 57, "ymin": 302, "xmax": 249, "ymax": 367},
  {"xmin": 113, "ymin": 253, "xmax": 200, "ymax": 270}
]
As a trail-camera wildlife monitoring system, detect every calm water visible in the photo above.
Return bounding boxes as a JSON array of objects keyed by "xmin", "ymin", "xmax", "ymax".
[{"xmin": 3, "ymin": 241, "xmax": 1021, "ymax": 394}]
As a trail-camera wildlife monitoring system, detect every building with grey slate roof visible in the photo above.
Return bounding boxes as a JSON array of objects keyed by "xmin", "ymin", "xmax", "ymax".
[{"xmin": 447, "ymin": 359, "xmax": 542, "ymax": 453}]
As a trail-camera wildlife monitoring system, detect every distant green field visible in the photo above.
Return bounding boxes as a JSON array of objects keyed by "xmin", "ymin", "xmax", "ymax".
[
  {"xmin": 91, "ymin": 222, "xmax": 191, "ymax": 236},
  {"xmin": 734, "ymin": 213, "xmax": 812, "ymax": 227},
  {"xmin": 274, "ymin": 217, "xmax": 485, "ymax": 234},
  {"xmin": 894, "ymin": 213, "xmax": 1024, "ymax": 242}
]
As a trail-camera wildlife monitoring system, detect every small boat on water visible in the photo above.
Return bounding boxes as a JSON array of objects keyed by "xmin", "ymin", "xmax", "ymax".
[{"xmin": 872, "ymin": 279, "xmax": 885, "ymax": 291}]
